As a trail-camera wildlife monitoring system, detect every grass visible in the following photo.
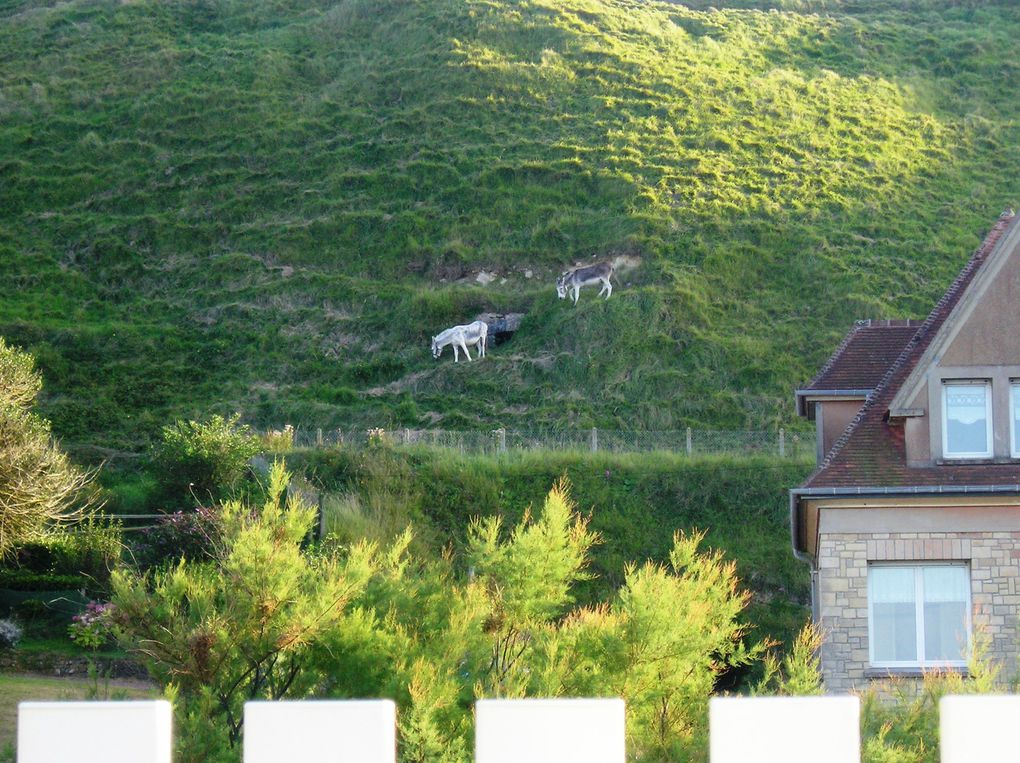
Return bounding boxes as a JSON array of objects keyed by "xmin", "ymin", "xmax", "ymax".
[
  {"xmin": 0, "ymin": 672, "xmax": 158, "ymax": 754},
  {"xmin": 2, "ymin": 0, "xmax": 1020, "ymax": 448}
]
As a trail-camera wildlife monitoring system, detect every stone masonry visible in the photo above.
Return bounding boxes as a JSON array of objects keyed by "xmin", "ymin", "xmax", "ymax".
[{"xmin": 818, "ymin": 530, "xmax": 1020, "ymax": 694}]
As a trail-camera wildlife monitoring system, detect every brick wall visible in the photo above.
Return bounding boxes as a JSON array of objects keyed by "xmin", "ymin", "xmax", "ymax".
[{"xmin": 817, "ymin": 531, "xmax": 1020, "ymax": 694}]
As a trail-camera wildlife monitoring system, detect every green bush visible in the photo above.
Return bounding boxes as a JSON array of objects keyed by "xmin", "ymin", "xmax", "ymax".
[
  {"xmin": 0, "ymin": 337, "xmax": 99, "ymax": 558},
  {"xmin": 860, "ymin": 630, "xmax": 1003, "ymax": 763},
  {"xmin": 59, "ymin": 519, "xmax": 123, "ymax": 588},
  {"xmin": 0, "ymin": 571, "xmax": 86, "ymax": 591},
  {"xmin": 10, "ymin": 519, "xmax": 121, "ymax": 587},
  {"xmin": 290, "ymin": 447, "xmax": 812, "ymax": 650},
  {"xmin": 113, "ymin": 469, "xmax": 766, "ymax": 762},
  {"xmin": 151, "ymin": 414, "xmax": 260, "ymax": 503}
]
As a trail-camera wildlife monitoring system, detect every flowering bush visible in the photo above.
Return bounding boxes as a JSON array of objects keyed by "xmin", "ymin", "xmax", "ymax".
[
  {"xmin": 130, "ymin": 505, "xmax": 221, "ymax": 570},
  {"xmin": 262, "ymin": 424, "xmax": 295, "ymax": 453},
  {"xmin": 366, "ymin": 427, "xmax": 388, "ymax": 447},
  {"xmin": 0, "ymin": 618, "xmax": 23, "ymax": 649},
  {"xmin": 68, "ymin": 601, "xmax": 115, "ymax": 650}
]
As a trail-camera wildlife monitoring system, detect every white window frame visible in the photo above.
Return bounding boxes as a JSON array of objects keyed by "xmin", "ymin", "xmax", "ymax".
[
  {"xmin": 867, "ymin": 562, "xmax": 971, "ymax": 670},
  {"xmin": 1011, "ymin": 381, "xmax": 1020, "ymax": 458},
  {"xmin": 941, "ymin": 380, "xmax": 993, "ymax": 459}
]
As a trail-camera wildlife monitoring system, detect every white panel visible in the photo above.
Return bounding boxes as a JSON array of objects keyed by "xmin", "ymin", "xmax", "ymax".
[
  {"xmin": 475, "ymin": 698, "xmax": 625, "ymax": 763},
  {"xmin": 940, "ymin": 695, "xmax": 1020, "ymax": 763},
  {"xmin": 18, "ymin": 700, "xmax": 172, "ymax": 763},
  {"xmin": 243, "ymin": 700, "xmax": 396, "ymax": 763},
  {"xmin": 709, "ymin": 696, "xmax": 859, "ymax": 763}
]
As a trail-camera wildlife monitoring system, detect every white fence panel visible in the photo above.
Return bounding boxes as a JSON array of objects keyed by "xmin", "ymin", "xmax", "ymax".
[
  {"xmin": 940, "ymin": 695, "xmax": 1020, "ymax": 763},
  {"xmin": 243, "ymin": 700, "xmax": 396, "ymax": 763},
  {"xmin": 475, "ymin": 698, "xmax": 625, "ymax": 763},
  {"xmin": 17, "ymin": 700, "xmax": 172, "ymax": 763},
  {"xmin": 709, "ymin": 696, "xmax": 859, "ymax": 763}
]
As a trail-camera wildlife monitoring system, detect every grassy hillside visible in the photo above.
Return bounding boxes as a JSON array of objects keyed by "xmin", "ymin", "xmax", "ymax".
[{"xmin": 2, "ymin": 0, "xmax": 1020, "ymax": 446}]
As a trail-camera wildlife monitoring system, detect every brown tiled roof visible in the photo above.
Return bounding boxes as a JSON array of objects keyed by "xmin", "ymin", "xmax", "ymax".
[
  {"xmin": 800, "ymin": 320, "xmax": 924, "ymax": 393},
  {"xmin": 804, "ymin": 212, "xmax": 1020, "ymax": 489}
]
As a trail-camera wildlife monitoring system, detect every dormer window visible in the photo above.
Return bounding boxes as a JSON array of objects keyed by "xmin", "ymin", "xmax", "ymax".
[{"xmin": 942, "ymin": 381, "xmax": 992, "ymax": 459}]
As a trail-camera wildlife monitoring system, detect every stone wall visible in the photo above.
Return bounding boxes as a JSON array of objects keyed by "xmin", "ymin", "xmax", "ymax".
[{"xmin": 817, "ymin": 530, "xmax": 1020, "ymax": 694}]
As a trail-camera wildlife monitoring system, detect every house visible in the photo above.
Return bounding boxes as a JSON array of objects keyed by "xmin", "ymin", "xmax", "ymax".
[{"xmin": 791, "ymin": 210, "xmax": 1020, "ymax": 693}]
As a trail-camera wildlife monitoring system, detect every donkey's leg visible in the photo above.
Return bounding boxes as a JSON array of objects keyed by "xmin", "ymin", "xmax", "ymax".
[
  {"xmin": 453, "ymin": 344, "xmax": 459, "ymax": 362},
  {"xmin": 461, "ymin": 340, "xmax": 472, "ymax": 361},
  {"xmin": 604, "ymin": 278, "xmax": 612, "ymax": 299},
  {"xmin": 572, "ymin": 286, "xmax": 579, "ymax": 305}
]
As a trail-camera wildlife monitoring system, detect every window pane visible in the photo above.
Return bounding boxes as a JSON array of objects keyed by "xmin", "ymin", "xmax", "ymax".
[
  {"xmin": 1012, "ymin": 384, "xmax": 1020, "ymax": 455},
  {"xmin": 945, "ymin": 384, "xmax": 989, "ymax": 455},
  {"xmin": 871, "ymin": 567, "xmax": 917, "ymax": 662},
  {"xmin": 923, "ymin": 567, "xmax": 968, "ymax": 662}
]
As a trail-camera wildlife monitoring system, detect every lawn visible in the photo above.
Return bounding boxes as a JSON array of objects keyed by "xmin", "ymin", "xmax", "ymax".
[{"xmin": 0, "ymin": 672, "xmax": 158, "ymax": 755}]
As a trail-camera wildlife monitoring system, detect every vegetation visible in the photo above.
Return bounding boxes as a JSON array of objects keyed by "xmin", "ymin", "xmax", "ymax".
[
  {"xmin": 110, "ymin": 466, "xmax": 767, "ymax": 762},
  {"xmin": 3, "ymin": 0, "xmax": 1020, "ymax": 447},
  {"xmin": 860, "ymin": 630, "xmax": 1005, "ymax": 763},
  {"xmin": 288, "ymin": 445, "xmax": 813, "ymax": 649},
  {"xmin": 151, "ymin": 414, "xmax": 259, "ymax": 502},
  {"xmin": 0, "ymin": 338, "xmax": 98, "ymax": 558}
]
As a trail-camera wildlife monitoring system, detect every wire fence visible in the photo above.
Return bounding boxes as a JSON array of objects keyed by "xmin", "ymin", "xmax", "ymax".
[{"xmin": 267, "ymin": 426, "xmax": 812, "ymax": 459}]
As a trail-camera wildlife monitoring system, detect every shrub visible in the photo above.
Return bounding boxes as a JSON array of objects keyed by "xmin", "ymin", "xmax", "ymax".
[
  {"xmin": 860, "ymin": 628, "xmax": 1001, "ymax": 763},
  {"xmin": 111, "ymin": 473, "xmax": 765, "ymax": 762},
  {"xmin": 129, "ymin": 506, "xmax": 221, "ymax": 569},
  {"xmin": 753, "ymin": 622, "xmax": 824, "ymax": 696},
  {"xmin": 0, "ymin": 570, "xmax": 85, "ymax": 591},
  {"xmin": 151, "ymin": 414, "xmax": 259, "ymax": 502},
  {"xmin": 68, "ymin": 600, "xmax": 116, "ymax": 650},
  {"xmin": 9, "ymin": 519, "xmax": 121, "ymax": 588},
  {"xmin": 260, "ymin": 424, "xmax": 294, "ymax": 454},
  {"xmin": 0, "ymin": 337, "xmax": 99, "ymax": 558},
  {"xmin": 112, "ymin": 464, "xmax": 370, "ymax": 755},
  {"xmin": 0, "ymin": 618, "xmax": 22, "ymax": 649},
  {"xmin": 61, "ymin": 518, "xmax": 123, "ymax": 587}
]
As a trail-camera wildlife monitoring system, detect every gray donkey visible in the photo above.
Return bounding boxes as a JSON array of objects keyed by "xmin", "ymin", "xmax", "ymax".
[{"xmin": 556, "ymin": 261, "xmax": 614, "ymax": 305}]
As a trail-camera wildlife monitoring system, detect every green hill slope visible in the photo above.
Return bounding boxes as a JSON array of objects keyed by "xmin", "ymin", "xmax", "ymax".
[{"xmin": 3, "ymin": 0, "xmax": 1020, "ymax": 446}]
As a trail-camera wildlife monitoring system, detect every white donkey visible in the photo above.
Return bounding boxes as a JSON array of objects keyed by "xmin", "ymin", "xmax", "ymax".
[
  {"xmin": 431, "ymin": 320, "xmax": 488, "ymax": 362},
  {"xmin": 556, "ymin": 261, "xmax": 614, "ymax": 305}
]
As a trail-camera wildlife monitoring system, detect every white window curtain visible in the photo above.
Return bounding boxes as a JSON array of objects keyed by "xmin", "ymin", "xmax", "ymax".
[
  {"xmin": 870, "ymin": 566, "xmax": 915, "ymax": 603},
  {"xmin": 923, "ymin": 566, "xmax": 969, "ymax": 603},
  {"xmin": 944, "ymin": 382, "xmax": 991, "ymax": 457},
  {"xmin": 869, "ymin": 564, "xmax": 970, "ymax": 667}
]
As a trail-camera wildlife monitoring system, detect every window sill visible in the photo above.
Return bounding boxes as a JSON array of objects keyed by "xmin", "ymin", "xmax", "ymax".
[{"xmin": 865, "ymin": 666, "xmax": 969, "ymax": 679}]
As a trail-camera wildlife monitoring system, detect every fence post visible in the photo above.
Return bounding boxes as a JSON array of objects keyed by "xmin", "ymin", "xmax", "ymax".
[
  {"xmin": 404, "ymin": 428, "xmax": 411, "ymax": 446},
  {"xmin": 590, "ymin": 427, "xmax": 598, "ymax": 453},
  {"xmin": 686, "ymin": 427, "xmax": 693, "ymax": 456},
  {"xmin": 498, "ymin": 428, "xmax": 507, "ymax": 454},
  {"xmin": 316, "ymin": 428, "xmax": 323, "ymax": 447},
  {"xmin": 779, "ymin": 428, "xmax": 785, "ymax": 458}
]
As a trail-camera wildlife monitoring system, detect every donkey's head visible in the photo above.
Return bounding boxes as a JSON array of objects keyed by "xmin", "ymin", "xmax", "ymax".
[
  {"xmin": 430, "ymin": 336, "xmax": 441, "ymax": 359},
  {"xmin": 555, "ymin": 274, "xmax": 568, "ymax": 299}
]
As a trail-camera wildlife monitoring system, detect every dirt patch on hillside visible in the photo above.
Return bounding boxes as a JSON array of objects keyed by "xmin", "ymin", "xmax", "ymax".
[{"xmin": 366, "ymin": 370, "xmax": 434, "ymax": 397}]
